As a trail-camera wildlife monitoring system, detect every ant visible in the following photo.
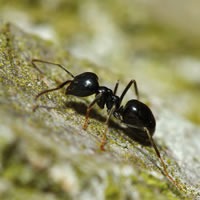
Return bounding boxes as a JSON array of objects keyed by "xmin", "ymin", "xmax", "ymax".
[{"xmin": 32, "ymin": 59, "xmax": 183, "ymax": 190}]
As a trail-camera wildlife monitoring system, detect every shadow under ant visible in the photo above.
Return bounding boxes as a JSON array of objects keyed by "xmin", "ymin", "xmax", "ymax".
[
  {"xmin": 35, "ymin": 100, "xmax": 152, "ymax": 147},
  {"xmin": 35, "ymin": 101, "xmax": 168, "ymax": 183},
  {"xmin": 65, "ymin": 101, "xmax": 152, "ymax": 147}
]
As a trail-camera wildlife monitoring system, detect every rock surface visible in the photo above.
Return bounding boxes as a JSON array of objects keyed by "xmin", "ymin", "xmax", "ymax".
[{"xmin": 0, "ymin": 22, "xmax": 200, "ymax": 200}]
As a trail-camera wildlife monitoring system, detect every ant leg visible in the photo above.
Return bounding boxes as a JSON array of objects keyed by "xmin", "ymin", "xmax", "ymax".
[
  {"xmin": 119, "ymin": 80, "xmax": 139, "ymax": 104},
  {"xmin": 32, "ymin": 59, "xmax": 75, "ymax": 78},
  {"xmin": 83, "ymin": 93, "xmax": 102, "ymax": 130},
  {"xmin": 113, "ymin": 80, "xmax": 119, "ymax": 95},
  {"xmin": 143, "ymin": 127, "xmax": 183, "ymax": 190},
  {"xmin": 35, "ymin": 80, "xmax": 72, "ymax": 100},
  {"xmin": 100, "ymin": 105, "xmax": 116, "ymax": 151}
]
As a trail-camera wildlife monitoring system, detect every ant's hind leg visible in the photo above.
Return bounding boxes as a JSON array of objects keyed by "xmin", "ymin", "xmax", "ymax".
[{"xmin": 143, "ymin": 127, "xmax": 183, "ymax": 190}]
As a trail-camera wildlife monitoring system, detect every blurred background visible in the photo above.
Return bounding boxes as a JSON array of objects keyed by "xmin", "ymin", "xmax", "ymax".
[{"xmin": 0, "ymin": 0, "xmax": 200, "ymax": 125}]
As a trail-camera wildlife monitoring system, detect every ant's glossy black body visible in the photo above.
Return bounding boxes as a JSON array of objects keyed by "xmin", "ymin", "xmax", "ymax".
[
  {"xmin": 32, "ymin": 59, "xmax": 182, "ymax": 190},
  {"xmin": 66, "ymin": 71, "xmax": 156, "ymax": 136}
]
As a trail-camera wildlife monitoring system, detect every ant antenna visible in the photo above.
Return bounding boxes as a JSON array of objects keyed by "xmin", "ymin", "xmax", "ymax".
[
  {"xmin": 32, "ymin": 59, "xmax": 75, "ymax": 78},
  {"xmin": 35, "ymin": 80, "xmax": 72, "ymax": 100},
  {"xmin": 31, "ymin": 59, "xmax": 74, "ymax": 100}
]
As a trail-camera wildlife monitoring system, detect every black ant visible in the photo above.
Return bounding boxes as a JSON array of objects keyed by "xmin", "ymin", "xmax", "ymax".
[{"xmin": 32, "ymin": 59, "xmax": 183, "ymax": 190}]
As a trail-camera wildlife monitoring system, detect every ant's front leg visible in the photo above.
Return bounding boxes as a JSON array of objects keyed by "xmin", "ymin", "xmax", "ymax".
[
  {"xmin": 100, "ymin": 105, "xmax": 116, "ymax": 151},
  {"xmin": 83, "ymin": 93, "xmax": 102, "ymax": 130}
]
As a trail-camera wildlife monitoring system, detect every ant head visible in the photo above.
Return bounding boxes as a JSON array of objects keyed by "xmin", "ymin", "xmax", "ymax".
[{"xmin": 66, "ymin": 72, "xmax": 99, "ymax": 97}]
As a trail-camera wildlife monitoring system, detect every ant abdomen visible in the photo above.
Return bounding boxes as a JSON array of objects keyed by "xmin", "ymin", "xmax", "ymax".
[{"xmin": 119, "ymin": 99, "xmax": 156, "ymax": 136}]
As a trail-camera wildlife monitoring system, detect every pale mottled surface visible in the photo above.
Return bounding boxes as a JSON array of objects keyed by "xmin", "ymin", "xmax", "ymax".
[
  {"xmin": 0, "ymin": 1, "xmax": 200, "ymax": 199},
  {"xmin": 0, "ymin": 23, "xmax": 200, "ymax": 200}
]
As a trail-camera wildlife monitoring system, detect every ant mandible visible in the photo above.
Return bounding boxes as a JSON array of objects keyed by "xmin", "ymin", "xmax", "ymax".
[{"xmin": 32, "ymin": 59, "xmax": 182, "ymax": 190}]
